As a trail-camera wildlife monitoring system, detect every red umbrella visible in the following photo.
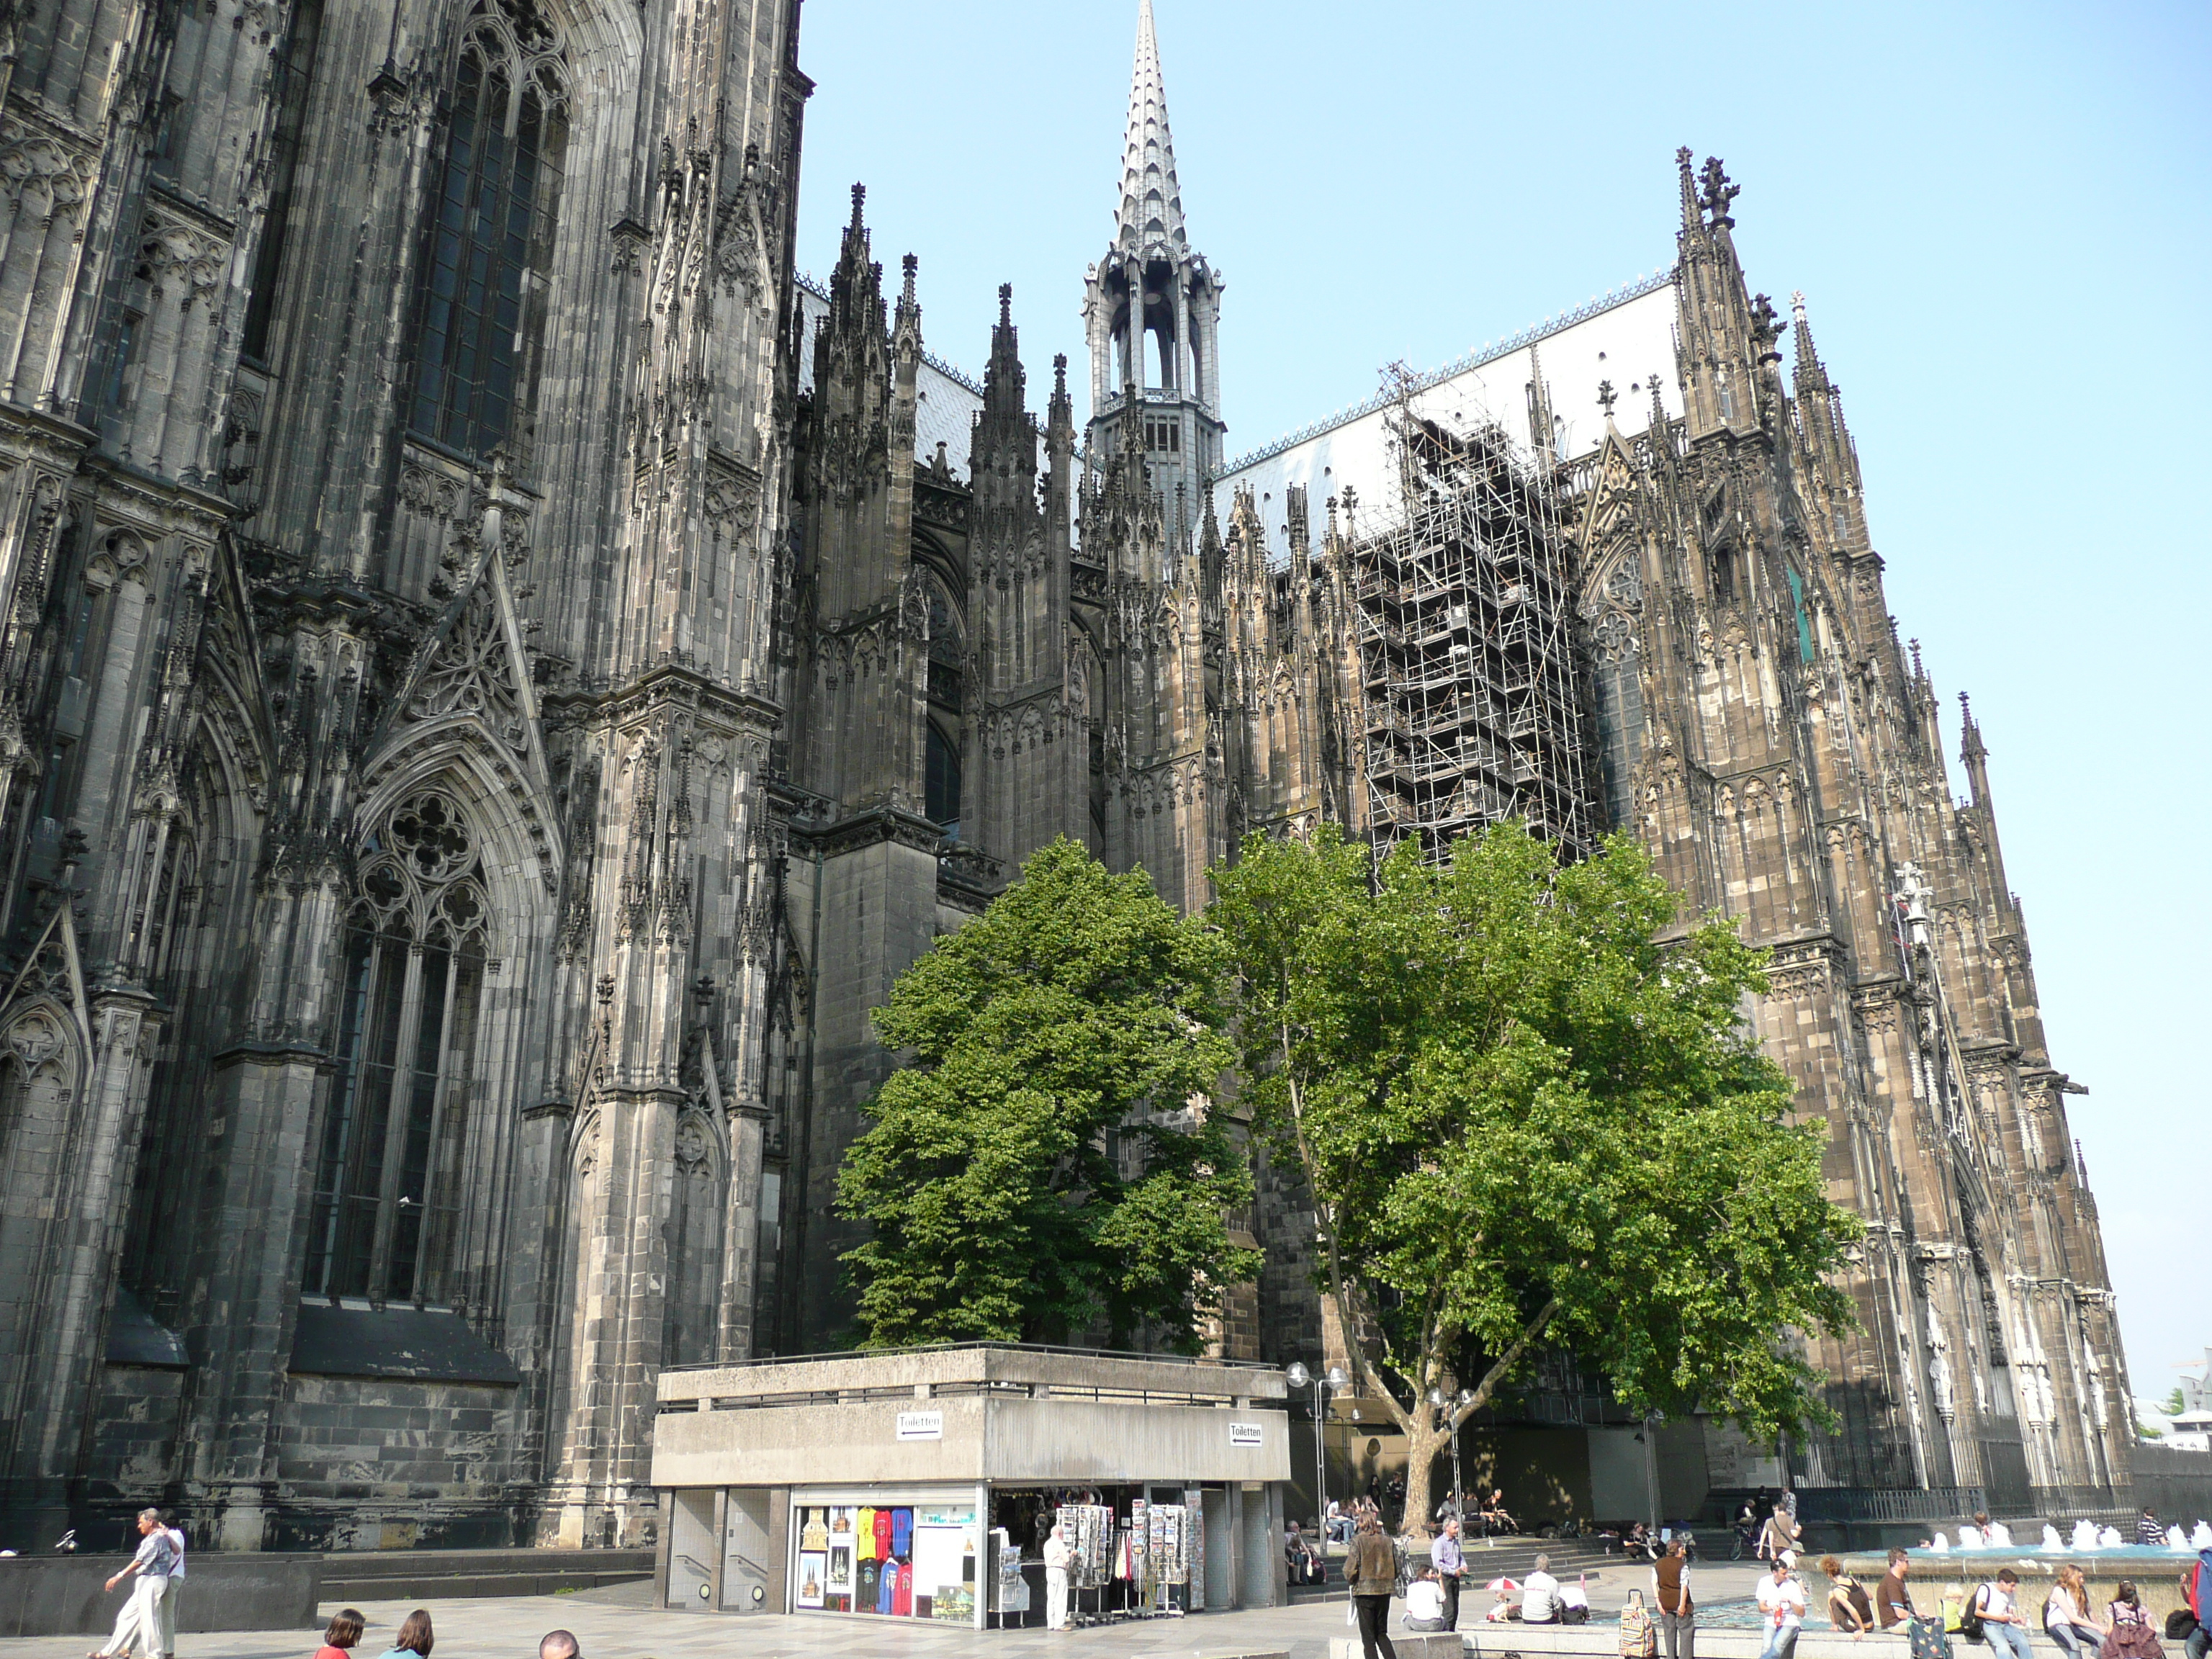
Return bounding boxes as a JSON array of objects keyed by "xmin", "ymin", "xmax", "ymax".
[{"xmin": 1486, "ymin": 1577, "xmax": 1520, "ymax": 1594}]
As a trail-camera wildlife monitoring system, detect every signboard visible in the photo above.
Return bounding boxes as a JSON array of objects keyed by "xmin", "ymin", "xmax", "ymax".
[
  {"xmin": 896, "ymin": 1408, "xmax": 945, "ymax": 1442},
  {"xmin": 1228, "ymin": 1421, "xmax": 1264, "ymax": 1447}
]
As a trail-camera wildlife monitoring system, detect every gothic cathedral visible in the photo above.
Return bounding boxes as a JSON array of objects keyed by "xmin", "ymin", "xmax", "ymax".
[{"xmin": 0, "ymin": 0, "xmax": 2128, "ymax": 1552}]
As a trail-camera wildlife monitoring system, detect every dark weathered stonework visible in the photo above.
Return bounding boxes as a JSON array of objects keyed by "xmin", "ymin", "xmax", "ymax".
[{"xmin": 0, "ymin": 0, "xmax": 2129, "ymax": 1557}]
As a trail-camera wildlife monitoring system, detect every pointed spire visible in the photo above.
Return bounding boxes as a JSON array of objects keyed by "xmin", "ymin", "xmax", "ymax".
[
  {"xmin": 1959, "ymin": 691, "xmax": 1986, "ymax": 765},
  {"xmin": 1790, "ymin": 289, "xmax": 1826, "ymax": 391},
  {"xmin": 894, "ymin": 251, "xmax": 920, "ymax": 345},
  {"xmin": 1116, "ymin": 0, "xmax": 1187, "ymax": 253},
  {"xmin": 1676, "ymin": 145, "xmax": 1701, "ymax": 232},
  {"xmin": 983, "ymin": 282, "xmax": 1025, "ymax": 416}
]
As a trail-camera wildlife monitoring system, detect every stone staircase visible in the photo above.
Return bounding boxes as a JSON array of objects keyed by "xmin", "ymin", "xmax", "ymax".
[{"xmin": 317, "ymin": 1547, "xmax": 656, "ymax": 1604}]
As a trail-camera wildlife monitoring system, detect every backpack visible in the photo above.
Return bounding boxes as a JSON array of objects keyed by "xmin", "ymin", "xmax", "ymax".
[
  {"xmin": 1955, "ymin": 1592, "xmax": 1990, "ymax": 1645},
  {"xmin": 1620, "ymin": 1588, "xmax": 1658, "ymax": 1658},
  {"xmin": 1956, "ymin": 1585, "xmax": 1991, "ymax": 1645}
]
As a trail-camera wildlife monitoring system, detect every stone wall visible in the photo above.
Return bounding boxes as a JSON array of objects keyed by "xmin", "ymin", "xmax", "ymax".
[{"xmin": 264, "ymin": 1375, "xmax": 527, "ymax": 1552}]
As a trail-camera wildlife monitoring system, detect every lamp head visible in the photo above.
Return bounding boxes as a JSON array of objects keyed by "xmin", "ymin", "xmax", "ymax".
[
  {"xmin": 1326, "ymin": 1366, "xmax": 1349, "ymax": 1389},
  {"xmin": 1287, "ymin": 1362, "xmax": 1310, "ymax": 1389}
]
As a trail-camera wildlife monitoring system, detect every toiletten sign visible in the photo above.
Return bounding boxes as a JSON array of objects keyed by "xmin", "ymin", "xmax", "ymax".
[
  {"xmin": 896, "ymin": 1409, "xmax": 944, "ymax": 1442},
  {"xmin": 1228, "ymin": 1421, "xmax": 1264, "ymax": 1447}
]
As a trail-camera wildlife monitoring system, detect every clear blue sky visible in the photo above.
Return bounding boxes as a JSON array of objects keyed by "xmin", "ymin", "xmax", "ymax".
[{"xmin": 791, "ymin": 1, "xmax": 2210, "ymax": 1399}]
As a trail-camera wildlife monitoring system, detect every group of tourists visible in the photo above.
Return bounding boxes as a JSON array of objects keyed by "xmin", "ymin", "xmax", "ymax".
[
  {"xmin": 1843, "ymin": 1544, "xmax": 2212, "ymax": 1659},
  {"xmin": 93, "ymin": 1563, "xmax": 588, "ymax": 1659},
  {"xmin": 311, "ymin": 1611, "xmax": 582, "ymax": 1659}
]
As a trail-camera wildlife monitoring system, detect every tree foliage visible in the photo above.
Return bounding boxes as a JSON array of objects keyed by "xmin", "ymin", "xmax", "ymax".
[
  {"xmin": 836, "ymin": 837, "xmax": 1259, "ymax": 1351},
  {"xmin": 1209, "ymin": 822, "xmax": 1862, "ymax": 1532}
]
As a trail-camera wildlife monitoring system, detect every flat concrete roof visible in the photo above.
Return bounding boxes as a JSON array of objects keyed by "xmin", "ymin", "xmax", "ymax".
[
  {"xmin": 651, "ymin": 1344, "xmax": 1291, "ymax": 1491},
  {"xmin": 657, "ymin": 1342, "xmax": 1289, "ymax": 1407}
]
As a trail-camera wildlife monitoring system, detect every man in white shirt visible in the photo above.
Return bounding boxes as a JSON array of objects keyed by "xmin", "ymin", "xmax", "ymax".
[
  {"xmin": 1522, "ymin": 1554, "xmax": 1562, "ymax": 1624},
  {"xmin": 1974, "ymin": 1569, "xmax": 2032, "ymax": 1659},
  {"xmin": 1755, "ymin": 1555, "xmax": 1807, "ymax": 1659},
  {"xmin": 1041, "ymin": 1524, "xmax": 1072, "ymax": 1631}
]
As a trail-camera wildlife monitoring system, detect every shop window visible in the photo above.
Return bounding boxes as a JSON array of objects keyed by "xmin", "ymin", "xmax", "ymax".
[{"xmin": 791, "ymin": 1501, "xmax": 979, "ymax": 1621}]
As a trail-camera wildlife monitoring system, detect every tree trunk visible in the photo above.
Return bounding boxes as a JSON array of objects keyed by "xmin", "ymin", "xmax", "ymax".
[{"xmin": 1402, "ymin": 1410, "xmax": 1449, "ymax": 1540}]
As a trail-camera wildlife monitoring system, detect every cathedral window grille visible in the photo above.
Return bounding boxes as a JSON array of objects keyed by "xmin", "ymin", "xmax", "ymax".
[
  {"xmin": 305, "ymin": 790, "xmax": 490, "ymax": 1304},
  {"xmin": 925, "ymin": 721, "xmax": 961, "ymax": 840},
  {"xmin": 409, "ymin": 1, "xmax": 570, "ymax": 458},
  {"xmin": 1590, "ymin": 608, "xmax": 1643, "ymax": 829},
  {"xmin": 1710, "ymin": 546, "xmax": 1737, "ymax": 604},
  {"xmin": 240, "ymin": 0, "xmax": 325, "ymax": 361},
  {"xmin": 1785, "ymin": 564, "xmax": 1815, "ymax": 663}
]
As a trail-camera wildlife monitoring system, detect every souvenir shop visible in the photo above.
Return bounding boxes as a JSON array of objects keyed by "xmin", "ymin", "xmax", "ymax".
[
  {"xmin": 983, "ymin": 1485, "xmax": 1213, "ymax": 1628},
  {"xmin": 650, "ymin": 1345, "xmax": 1293, "ymax": 1629}
]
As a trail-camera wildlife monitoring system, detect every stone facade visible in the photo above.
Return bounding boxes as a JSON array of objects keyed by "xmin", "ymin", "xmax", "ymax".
[{"xmin": 0, "ymin": 0, "xmax": 2128, "ymax": 1555}]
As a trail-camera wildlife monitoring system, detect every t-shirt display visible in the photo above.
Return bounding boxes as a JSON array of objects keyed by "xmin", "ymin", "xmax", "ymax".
[{"xmin": 793, "ymin": 1500, "xmax": 971, "ymax": 1623}]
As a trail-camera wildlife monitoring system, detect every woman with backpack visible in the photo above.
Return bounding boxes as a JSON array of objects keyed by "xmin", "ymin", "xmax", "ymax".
[
  {"xmin": 2103, "ymin": 1581, "xmax": 2164, "ymax": 1659},
  {"xmin": 2045, "ymin": 1565, "xmax": 2107, "ymax": 1659}
]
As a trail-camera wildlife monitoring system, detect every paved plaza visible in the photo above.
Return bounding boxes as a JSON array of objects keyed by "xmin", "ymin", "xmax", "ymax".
[{"xmin": 1, "ymin": 1560, "xmax": 1799, "ymax": 1659}]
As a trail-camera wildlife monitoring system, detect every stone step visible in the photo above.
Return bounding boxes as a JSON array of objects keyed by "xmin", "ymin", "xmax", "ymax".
[{"xmin": 317, "ymin": 1547, "xmax": 655, "ymax": 1604}]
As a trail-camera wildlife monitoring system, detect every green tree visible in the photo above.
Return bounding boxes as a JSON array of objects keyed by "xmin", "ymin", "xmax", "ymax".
[
  {"xmin": 1210, "ymin": 822, "xmax": 1861, "ymax": 1534},
  {"xmin": 2162, "ymin": 1386, "xmax": 2188, "ymax": 1417},
  {"xmin": 836, "ymin": 837, "xmax": 1260, "ymax": 1351}
]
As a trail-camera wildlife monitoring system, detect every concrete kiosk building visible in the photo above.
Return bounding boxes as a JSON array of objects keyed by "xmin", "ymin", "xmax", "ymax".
[{"xmin": 649, "ymin": 1346, "xmax": 1291, "ymax": 1625}]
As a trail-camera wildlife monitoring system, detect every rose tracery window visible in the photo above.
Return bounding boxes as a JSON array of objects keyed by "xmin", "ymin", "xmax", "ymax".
[{"xmin": 305, "ymin": 791, "xmax": 490, "ymax": 1304}]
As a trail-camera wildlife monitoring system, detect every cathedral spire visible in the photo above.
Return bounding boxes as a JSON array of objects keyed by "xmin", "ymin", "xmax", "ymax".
[
  {"xmin": 1788, "ymin": 288, "xmax": 1865, "ymax": 544},
  {"xmin": 1116, "ymin": 0, "xmax": 1187, "ymax": 253}
]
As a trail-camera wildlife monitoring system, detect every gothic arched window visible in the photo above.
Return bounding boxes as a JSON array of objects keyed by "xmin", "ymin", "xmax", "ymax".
[
  {"xmin": 305, "ymin": 790, "xmax": 490, "ymax": 1303},
  {"xmin": 1589, "ymin": 605, "xmax": 1644, "ymax": 830},
  {"xmin": 409, "ymin": 0, "xmax": 569, "ymax": 457},
  {"xmin": 925, "ymin": 721, "xmax": 961, "ymax": 839}
]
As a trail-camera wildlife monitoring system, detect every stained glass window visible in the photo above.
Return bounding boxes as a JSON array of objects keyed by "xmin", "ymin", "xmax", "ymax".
[
  {"xmin": 305, "ymin": 791, "xmax": 489, "ymax": 1303},
  {"xmin": 409, "ymin": 7, "xmax": 567, "ymax": 456}
]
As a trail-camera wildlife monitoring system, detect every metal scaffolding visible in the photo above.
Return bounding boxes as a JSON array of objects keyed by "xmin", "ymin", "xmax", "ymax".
[{"xmin": 1352, "ymin": 380, "xmax": 1595, "ymax": 863}]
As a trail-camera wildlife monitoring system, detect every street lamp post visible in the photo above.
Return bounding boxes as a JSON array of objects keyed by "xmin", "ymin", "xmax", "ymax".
[
  {"xmin": 1426, "ymin": 1387, "xmax": 1474, "ymax": 1526},
  {"xmin": 1287, "ymin": 1362, "xmax": 1349, "ymax": 1534}
]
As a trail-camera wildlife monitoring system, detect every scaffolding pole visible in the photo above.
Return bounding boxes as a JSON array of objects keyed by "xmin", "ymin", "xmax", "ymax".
[{"xmin": 1352, "ymin": 369, "xmax": 1596, "ymax": 864}]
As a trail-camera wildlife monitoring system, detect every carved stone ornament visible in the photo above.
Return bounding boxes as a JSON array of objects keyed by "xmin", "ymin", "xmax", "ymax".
[{"xmin": 674, "ymin": 1115, "xmax": 711, "ymax": 1174}]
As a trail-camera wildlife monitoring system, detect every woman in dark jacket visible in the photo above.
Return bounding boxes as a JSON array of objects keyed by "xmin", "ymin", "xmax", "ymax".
[{"xmin": 1346, "ymin": 1516, "xmax": 1401, "ymax": 1659}]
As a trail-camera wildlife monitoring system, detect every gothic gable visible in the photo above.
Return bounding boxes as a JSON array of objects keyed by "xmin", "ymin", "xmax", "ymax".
[{"xmin": 359, "ymin": 547, "xmax": 559, "ymax": 887}]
